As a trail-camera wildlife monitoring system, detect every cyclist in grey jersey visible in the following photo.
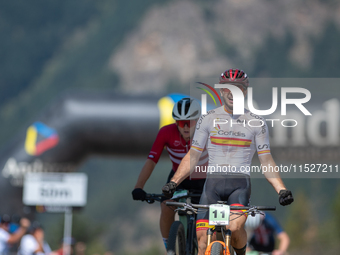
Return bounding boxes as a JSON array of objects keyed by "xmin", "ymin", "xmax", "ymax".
[
  {"xmin": 192, "ymin": 106, "xmax": 271, "ymax": 176},
  {"xmin": 162, "ymin": 69, "xmax": 294, "ymax": 255}
]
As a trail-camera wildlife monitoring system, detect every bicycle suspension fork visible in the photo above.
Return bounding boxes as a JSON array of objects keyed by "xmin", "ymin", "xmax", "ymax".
[
  {"xmin": 207, "ymin": 228, "xmax": 213, "ymax": 246},
  {"xmin": 206, "ymin": 227, "xmax": 232, "ymax": 252},
  {"xmin": 224, "ymin": 229, "xmax": 232, "ymax": 250}
]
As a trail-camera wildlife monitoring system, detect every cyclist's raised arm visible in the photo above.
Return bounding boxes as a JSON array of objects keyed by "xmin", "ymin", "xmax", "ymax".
[
  {"xmin": 255, "ymin": 118, "xmax": 294, "ymax": 206},
  {"xmin": 170, "ymin": 148, "xmax": 202, "ymax": 184},
  {"xmin": 133, "ymin": 126, "xmax": 167, "ymax": 200},
  {"xmin": 258, "ymin": 154, "xmax": 286, "ymax": 193},
  {"xmin": 134, "ymin": 159, "xmax": 157, "ymax": 189},
  {"xmin": 135, "ymin": 124, "xmax": 169, "ymax": 188},
  {"xmin": 170, "ymin": 111, "xmax": 211, "ymax": 185},
  {"xmin": 253, "ymin": 117, "xmax": 284, "ymax": 193},
  {"xmin": 259, "ymin": 152, "xmax": 294, "ymax": 206}
]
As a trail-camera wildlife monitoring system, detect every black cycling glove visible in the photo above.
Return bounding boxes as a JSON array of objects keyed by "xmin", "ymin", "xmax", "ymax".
[
  {"xmin": 132, "ymin": 188, "xmax": 147, "ymax": 201},
  {"xmin": 162, "ymin": 181, "xmax": 177, "ymax": 198},
  {"xmin": 279, "ymin": 189, "xmax": 294, "ymax": 206}
]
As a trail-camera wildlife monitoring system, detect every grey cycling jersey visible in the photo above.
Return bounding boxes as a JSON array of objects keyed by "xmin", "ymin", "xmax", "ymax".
[{"xmin": 191, "ymin": 106, "xmax": 271, "ymax": 176}]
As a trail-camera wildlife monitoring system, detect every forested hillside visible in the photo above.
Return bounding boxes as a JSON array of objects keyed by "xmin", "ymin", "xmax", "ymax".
[
  {"xmin": 0, "ymin": 0, "xmax": 168, "ymax": 147},
  {"xmin": 1, "ymin": 0, "xmax": 340, "ymax": 147},
  {"xmin": 1, "ymin": 0, "xmax": 340, "ymax": 254}
]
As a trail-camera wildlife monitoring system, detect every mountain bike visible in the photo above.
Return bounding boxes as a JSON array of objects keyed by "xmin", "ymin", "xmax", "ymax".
[
  {"xmin": 144, "ymin": 190, "xmax": 201, "ymax": 255},
  {"xmin": 166, "ymin": 190, "xmax": 202, "ymax": 255},
  {"xmin": 166, "ymin": 201, "xmax": 275, "ymax": 255}
]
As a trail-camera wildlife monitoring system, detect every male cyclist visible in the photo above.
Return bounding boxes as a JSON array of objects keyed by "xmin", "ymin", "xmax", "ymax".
[
  {"xmin": 132, "ymin": 98, "xmax": 208, "ymax": 250},
  {"xmin": 162, "ymin": 69, "xmax": 294, "ymax": 255}
]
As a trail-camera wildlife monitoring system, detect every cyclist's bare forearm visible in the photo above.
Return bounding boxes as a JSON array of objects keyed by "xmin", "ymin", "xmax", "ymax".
[
  {"xmin": 264, "ymin": 170, "xmax": 286, "ymax": 194},
  {"xmin": 171, "ymin": 149, "xmax": 201, "ymax": 185},
  {"xmin": 277, "ymin": 231, "xmax": 290, "ymax": 253},
  {"xmin": 259, "ymin": 154, "xmax": 286, "ymax": 193},
  {"xmin": 134, "ymin": 159, "xmax": 156, "ymax": 189},
  {"xmin": 171, "ymin": 153, "xmax": 190, "ymax": 184}
]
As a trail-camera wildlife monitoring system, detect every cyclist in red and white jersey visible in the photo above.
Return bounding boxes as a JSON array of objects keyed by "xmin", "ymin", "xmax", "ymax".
[
  {"xmin": 132, "ymin": 98, "xmax": 208, "ymax": 250},
  {"xmin": 162, "ymin": 69, "xmax": 294, "ymax": 255}
]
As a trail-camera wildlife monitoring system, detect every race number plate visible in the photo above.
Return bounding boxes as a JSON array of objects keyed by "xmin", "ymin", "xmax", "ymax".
[{"xmin": 209, "ymin": 204, "xmax": 230, "ymax": 225}]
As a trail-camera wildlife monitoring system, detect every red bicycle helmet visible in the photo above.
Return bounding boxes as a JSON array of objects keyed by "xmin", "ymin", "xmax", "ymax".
[{"xmin": 219, "ymin": 68, "xmax": 249, "ymax": 88}]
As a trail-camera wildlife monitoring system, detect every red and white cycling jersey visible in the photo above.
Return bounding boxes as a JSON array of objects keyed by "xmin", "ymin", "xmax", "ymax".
[
  {"xmin": 148, "ymin": 124, "xmax": 208, "ymax": 179},
  {"xmin": 191, "ymin": 106, "xmax": 271, "ymax": 176}
]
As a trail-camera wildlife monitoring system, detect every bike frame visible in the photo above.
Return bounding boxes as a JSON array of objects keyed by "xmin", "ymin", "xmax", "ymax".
[
  {"xmin": 174, "ymin": 192, "xmax": 199, "ymax": 255},
  {"xmin": 166, "ymin": 202, "xmax": 276, "ymax": 255},
  {"xmin": 144, "ymin": 191, "xmax": 200, "ymax": 255}
]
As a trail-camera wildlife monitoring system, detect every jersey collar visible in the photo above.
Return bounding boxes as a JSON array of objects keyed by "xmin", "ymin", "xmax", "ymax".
[{"xmin": 224, "ymin": 105, "xmax": 233, "ymax": 114}]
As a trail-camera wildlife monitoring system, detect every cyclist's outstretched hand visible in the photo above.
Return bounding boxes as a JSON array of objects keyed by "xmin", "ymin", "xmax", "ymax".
[
  {"xmin": 279, "ymin": 190, "xmax": 294, "ymax": 206},
  {"xmin": 162, "ymin": 181, "xmax": 177, "ymax": 198},
  {"xmin": 132, "ymin": 188, "xmax": 146, "ymax": 201}
]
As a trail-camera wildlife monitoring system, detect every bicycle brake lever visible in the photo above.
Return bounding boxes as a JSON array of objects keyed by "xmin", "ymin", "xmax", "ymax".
[
  {"xmin": 184, "ymin": 204, "xmax": 198, "ymax": 214},
  {"xmin": 174, "ymin": 204, "xmax": 197, "ymax": 214},
  {"xmin": 248, "ymin": 208, "xmax": 265, "ymax": 217}
]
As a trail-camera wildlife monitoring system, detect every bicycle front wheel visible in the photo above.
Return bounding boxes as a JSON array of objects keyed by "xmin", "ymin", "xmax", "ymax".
[
  {"xmin": 210, "ymin": 242, "xmax": 230, "ymax": 255},
  {"xmin": 211, "ymin": 242, "xmax": 223, "ymax": 255},
  {"xmin": 167, "ymin": 221, "xmax": 186, "ymax": 255}
]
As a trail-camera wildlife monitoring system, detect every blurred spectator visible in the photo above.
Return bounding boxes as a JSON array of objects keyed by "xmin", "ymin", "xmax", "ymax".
[
  {"xmin": 74, "ymin": 242, "xmax": 86, "ymax": 255},
  {"xmin": 0, "ymin": 215, "xmax": 30, "ymax": 255},
  {"xmin": 245, "ymin": 213, "xmax": 290, "ymax": 255},
  {"xmin": 17, "ymin": 221, "xmax": 51, "ymax": 255}
]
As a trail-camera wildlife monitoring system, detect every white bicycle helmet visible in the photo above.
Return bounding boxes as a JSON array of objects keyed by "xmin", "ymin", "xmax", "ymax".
[
  {"xmin": 245, "ymin": 213, "xmax": 264, "ymax": 230},
  {"xmin": 172, "ymin": 98, "xmax": 201, "ymax": 120}
]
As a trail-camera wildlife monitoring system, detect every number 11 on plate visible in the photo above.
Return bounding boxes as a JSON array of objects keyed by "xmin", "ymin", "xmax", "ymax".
[{"xmin": 209, "ymin": 204, "xmax": 230, "ymax": 225}]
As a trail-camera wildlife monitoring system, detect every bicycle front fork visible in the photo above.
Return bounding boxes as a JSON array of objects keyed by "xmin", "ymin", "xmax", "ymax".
[
  {"xmin": 225, "ymin": 229, "xmax": 232, "ymax": 249},
  {"xmin": 207, "ymin": 227, "xmax": 232, "ymax": 250}
]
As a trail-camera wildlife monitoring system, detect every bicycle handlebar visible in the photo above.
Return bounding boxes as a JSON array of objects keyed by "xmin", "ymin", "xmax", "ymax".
[
  {"xmin": 144, "ymin": 190, "xmax": 202, "ymax": 204},
  {"xmin": 249, "ymin": 206, "xmax": 276, "ymax": 211},
  {"xmin": 166, "ymin": 202, "xmax": 276, "ymax": 211},
  {"xmin": 145, "ymin": 193, "xmax": 164, "ymax": 203}
]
